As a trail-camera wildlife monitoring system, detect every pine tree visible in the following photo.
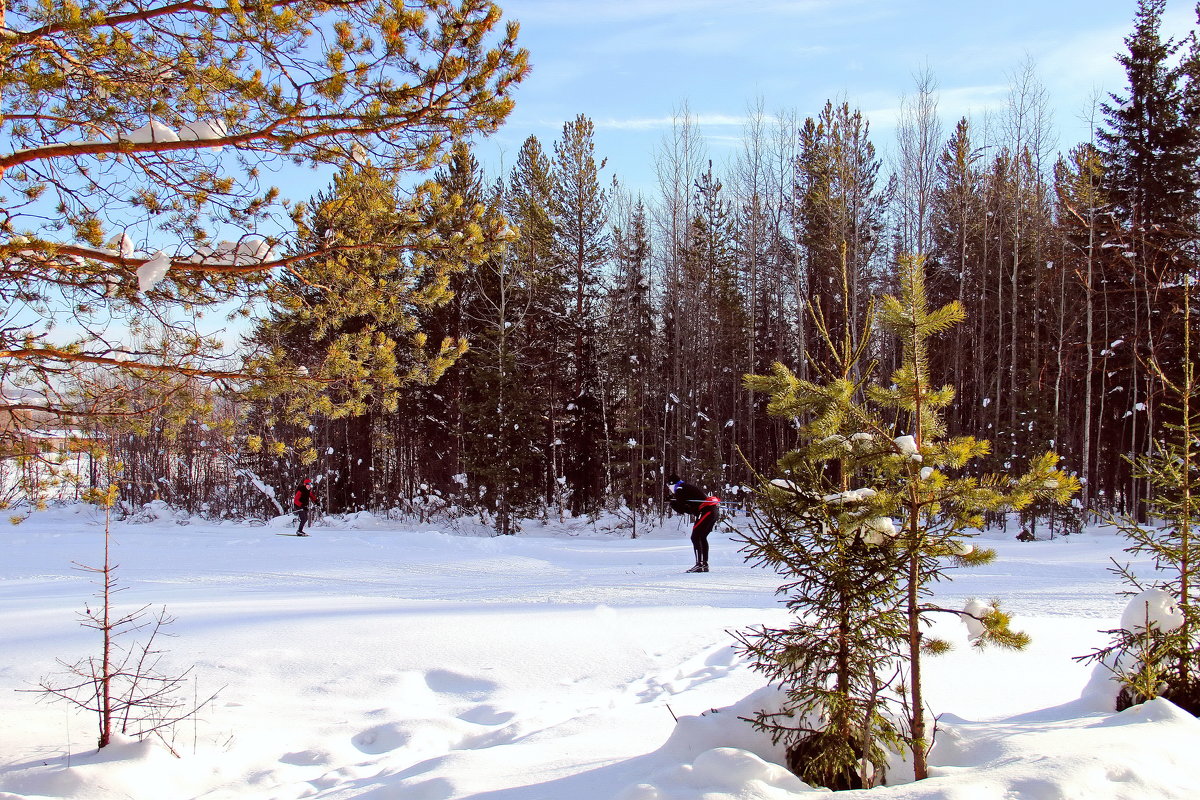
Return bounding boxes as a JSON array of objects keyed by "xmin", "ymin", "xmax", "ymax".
[
  {"xmin": 605, "ymin": 197, "xmax": 658, "ymax": 520},
  {"xmin": 505, "ymin": 134, "xmax": 563, "ymax": 513},
  {"xmin": 1097, "ymin": 0, "xmax": 1200, "ymax": 516},
  {"xmin": 928, "ymin": 117, "xmax": 985, "ymax": 434},
  {"xmin": 248, "ymin": 164, "xmax": 405, "ymax": 507},
  {"xmin": 456, "ymin": 173, "xmax": 545, "ymax": 534},
  {"xmin": 248, "ymin": 157, "xmax": 510, "ymax": 510},
  {"xmin": 398, "ymin": 143, "xmax": 492, "ymax": 501},
  {"xmin": 551, "ymin": 114, "xmax": 609, "ymax": 515},
  {"xmin": 793, "ymin": 102, "xmax": 889, "ymax": 379},
  {"xmin": 0, "ymin": 0, "xmax": 527, "ymax": 462},
  {"xmin": 875, "ymin": 255, "xmax": 1079, "ymax": 779}
]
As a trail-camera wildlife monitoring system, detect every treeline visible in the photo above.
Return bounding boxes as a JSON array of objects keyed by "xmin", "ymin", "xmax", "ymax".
[{"xmin": 102, "ymin": 0, "xmax": 1198, "ymax": 532}]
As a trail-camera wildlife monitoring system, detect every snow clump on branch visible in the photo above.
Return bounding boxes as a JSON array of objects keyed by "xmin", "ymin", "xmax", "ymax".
[
  {"xmin": 118, "ymin": 120, "xmax": 179, "ymax": 144},
  {"xmin": 1120, "ymin": 589, "xmax": 1185, "ymax": 634},
  {"xmin": 822, "ymin": 487, "xmax": 877, "ymax": 504},
  {"xmin": 178, "ymin": 119, "xmax": 228, "ymax": 142},
  {"xmin": 136, "ymin": 251, "xmax": 170, "ymax": 291},
  {"xmin": 857, "ymin": 516, "xmax": 898, "ymax": 545},
  {"xmin": 107, "ymin": 233, "xmax": 135, "ymax": 258},
  {"xmin": 894, "ymin": 434, "xmax": 922, "ymax": 462},
  {"xmin": 962, "ymin": 598, "xmax": 995, "ymax": 640},
  {"xmin": 185, "ymin": 238, "xmax": 275, "ymax": 266}
]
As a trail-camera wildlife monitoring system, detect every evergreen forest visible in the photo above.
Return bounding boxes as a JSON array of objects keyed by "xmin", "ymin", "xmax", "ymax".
[{"xmin": 6, "ymin": 0, "xmax": 1199, "ymax": 536}]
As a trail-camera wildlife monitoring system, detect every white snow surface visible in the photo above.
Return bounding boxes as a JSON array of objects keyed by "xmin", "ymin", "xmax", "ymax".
[{"xmin": 2, "ymin": 507, "xmax": 1199, "ymax": 799}]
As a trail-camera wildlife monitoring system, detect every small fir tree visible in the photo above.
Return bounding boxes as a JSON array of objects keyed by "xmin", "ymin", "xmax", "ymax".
[
  {"xmin": 738, "ymin": 272, "xmax": 905, "ymax": 790},
  {"xmin": 741, "ymin": 253, "xmax": 1078, "ymax": 785}
]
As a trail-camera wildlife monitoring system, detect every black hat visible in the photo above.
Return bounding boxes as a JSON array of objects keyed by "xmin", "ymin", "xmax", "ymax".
[{"xmin": 667, "ymin": 473, "xmax": 680, "ymax": 484}]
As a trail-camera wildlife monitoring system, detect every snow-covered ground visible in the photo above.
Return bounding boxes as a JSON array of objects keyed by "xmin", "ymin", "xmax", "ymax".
[{"xmin": 2, "ymin": 504, "xmax": 1199, "ymax": 799}]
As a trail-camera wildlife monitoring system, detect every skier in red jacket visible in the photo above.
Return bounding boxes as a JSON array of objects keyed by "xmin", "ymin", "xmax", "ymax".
[
  {"xmin": 293, "ymin": 478, "xmax": 317, "ymax": 536},
  {"xmin": 667, "ymin": 473, "xmax": 720, "ymax": 573}
]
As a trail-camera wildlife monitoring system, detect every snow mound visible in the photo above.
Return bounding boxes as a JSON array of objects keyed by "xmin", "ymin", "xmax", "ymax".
[
  {"xmin": 659, "ymin": 685, "xmax": 787, "ymax": 764},
  {"xmin": 0, "ymin": 735, "xmax": 214, "ymax": 800},
  {"xmin": 1100, "ymin": 696, "xmax": 1198, "ymax": 727},
  {"xmin": 620, "ymin": 686, "xmax": 813, "ymax": 799},
  {"xmin": 633, "ymin": 684, "xmax": 1200, "ymax": 799},
  {"xmin": 618, "ymin": 747, "xmax": 811, "ymax": 799}
]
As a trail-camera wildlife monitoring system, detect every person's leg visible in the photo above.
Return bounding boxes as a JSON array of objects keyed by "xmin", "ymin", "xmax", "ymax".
[
  {"xmin": 690, "ymin": 510, "xmax": 716, "ymax": 571},
  {"xmin": 687, "ymin": 529, "xmax": 703, "ymax": 570},
  {"xmin": 696, "ymin": 513, "xmax": 710, "ymax": 568},
  {"xmin": 297, "ymin": 506, "xmax": 309, "ymax": 535}
]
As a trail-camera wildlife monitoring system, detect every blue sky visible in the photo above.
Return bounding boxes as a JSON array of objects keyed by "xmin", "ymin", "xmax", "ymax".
[{"xmin": 478, "ymin": 0, "xmax": 1198, "ymax": 195}]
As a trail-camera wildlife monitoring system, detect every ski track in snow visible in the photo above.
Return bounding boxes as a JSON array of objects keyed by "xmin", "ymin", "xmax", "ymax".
[{"xmin": 2, "ymin": 515, "xmax": 1132, "ymax": 615}]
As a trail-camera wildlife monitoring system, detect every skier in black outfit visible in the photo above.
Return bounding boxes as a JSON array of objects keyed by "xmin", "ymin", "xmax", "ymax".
[
  {"xmin": 293, "ymin": 478, "xmax": 316, "ymax": 536},
  {"xmin": 667, "ymin": 473, "xmax": 720, "ymax": 573}
]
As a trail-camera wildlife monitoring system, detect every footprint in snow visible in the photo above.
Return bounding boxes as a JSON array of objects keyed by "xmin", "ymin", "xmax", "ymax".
[
  {"xmin": 351, "ymin": 722, "xmax": 414, "ymax": 754},
  {"xmin": 424, "ymin": 668, "xmax": 498, "ymax": 700},
  {"xmin": 457, "ymin": 704, "xmax": 515, "ymax": 726},
  {"xmin": 278, "ymin": 749, "xmax": 329, "ymax": 766}
]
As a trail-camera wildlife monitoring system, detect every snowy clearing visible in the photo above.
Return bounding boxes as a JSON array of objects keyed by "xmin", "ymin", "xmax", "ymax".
[{"xmin": 2, "ymin": 506, "xmax": 1199, "ymax": 799}]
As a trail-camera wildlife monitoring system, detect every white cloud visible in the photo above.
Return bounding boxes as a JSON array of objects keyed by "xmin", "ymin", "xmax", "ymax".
[{"xmin": 892, "ymin": 84, "xmax": 1009, "ymax": 129}]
